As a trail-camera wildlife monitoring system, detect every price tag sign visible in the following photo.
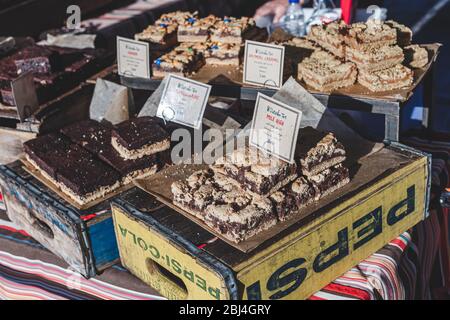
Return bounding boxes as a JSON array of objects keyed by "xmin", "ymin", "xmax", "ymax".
[
  {"xmin": 156, "ymin": 75, "xmax": 211, "ymax": 129},
  {"xmin": 117, "ymin": 36, "xmax": 150, "ymax": 79},
  {"xmin": 243, "ymin": 40, "xmax": 285, "ymax": 89},
  {"xmin": 250, "ymin": 93, "xmax": 302, "ymax": 163}
]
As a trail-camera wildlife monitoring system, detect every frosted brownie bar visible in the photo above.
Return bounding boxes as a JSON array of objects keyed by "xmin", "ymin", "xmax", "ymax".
[
  {"xmin": 404, "ymin": 44, "xmax": 428, "ymax": 69},
  {"xmin": 296, "ymin": 127, "xmax": 347, "ymax": 177},
  {"xmin": 345, "ymin": 44, "xmax": 404, "ymax": 72},
  {"xmin": 210, "ymin": 16, "xmax": 256, "ymax": 44},
  {"xmin": 204, "ymin": 42, "xmax": 241, "ymax": 66},
  {"xmin": 61, "ymin": 120, "xmax": 159, "ymax": 184},
  {"xmin": 358, "ymin": 64, "xmax": 414, "ymax": 92},
  {"xmin": 171, "ymin": 169, "xmax": 277, "ymax": 243},
  {"xmin": 177, "ymin": 15, "xmax": 219, "ymax": 42},
  {"xmin": 210, "ymin": 146, "xmax": 298, "ymax": 197},
  {"xmin": 298, "ymin": 50, "xmax": 357, "ymax": 91},
  {"xmin": 307, "ymin": 21, "xmax": 347, "ymax": 58},
  {"xmin": 23, "ymin": 133, "xmax": 121, "ymax": 205},
  {"xmin": 111, "ymin": 117, "xmax": 170, "ymax": 160}
]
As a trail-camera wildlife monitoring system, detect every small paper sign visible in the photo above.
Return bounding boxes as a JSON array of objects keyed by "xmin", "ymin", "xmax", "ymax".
[
  {"xmin": 117, "ymin": 36, "xmax": 150, "ymax": 79},
  {"xmin": 243, "ymin": 40, "xmax": 285, "ymax": 89},
  {"xmin": 250, "ymin": 93, "xmax": 302, "ymax": 163},
  {"xmin": 12, "ymin": 72, "xmax": 39, "ymax": 122},
  {"xmin": 157, "ymin": 75, "xmax": 211, "ymax": 129}
]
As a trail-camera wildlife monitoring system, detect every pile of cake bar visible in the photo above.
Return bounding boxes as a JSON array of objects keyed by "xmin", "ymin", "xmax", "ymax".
[
  {"xmin": 23, "ymin": 117, "xmax": 170, "ymax": 205},
  {"xmin": 134, "ymin": 11, "xmax": 262, "ymax": 78},
  {"xmin": 290, "ymin": 19, "xmax": 429, "ymax": 92},
  {"xmin": 0, "ymin": 39, "xmax": 105, "ymax": 107},
  {"xmin": 171, "ymin": 127, "xmax": 350, "ymax": 243}
]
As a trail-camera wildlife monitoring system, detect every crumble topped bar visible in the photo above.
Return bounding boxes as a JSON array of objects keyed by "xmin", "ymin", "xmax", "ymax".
[
  {"xmin": 307, "ymin": 21, "xmax": 348, "ymax": 58},
  {"xmin": 345, "ymin": 20, "xmax": 397, "ymax": 50},
  {"xmin": 171, "ymin": 169, "xmax": 277, "ymax": 243},
  {"xmin": 152, "ymin": 44, "xmax": 205, "ymax": 78},
  {"xmin": 210, "ymin": 16, "xmax": 256, "ymax": 44},
  {"xmin": 385, "ymin": 20, "xmax": 412, "ymax": 47},
  {"xmin": 298, "ymin": 50, "xmax": 357, "ymax": 92},
  {"xmin": 204, "ymin": 42, "xmax": 241, "ymax": 66},
  {"xmin": 210, "ymin": 146, "xmax": 298, "ymax": 197},
  {"xmin": 404, "ymin": 44, "xmax": 429, "ymax": 69},
  {"xmin": 358, "ymin": 64, "xmax": 414, "ymax": 92},
  {"xmin": 177, "ymin": 15, "xmax": 219, "ymax": 43},
  {"xmin": 345, "ymin": 44, "xmax": 404, "ymax": 72},
  {"xmin": 111, "ymin": 117, "xmax": 170, "ymax": 160}
]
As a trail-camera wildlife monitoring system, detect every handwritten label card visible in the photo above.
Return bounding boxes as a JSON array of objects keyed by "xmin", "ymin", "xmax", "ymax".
[
  {"xmin": 156, "ymin": 75, "xmax": 211, "ymax": 129},
  {"xmin": 117, "ymin": 36, "xmax": 150, "ymax": 79},
  {"xmin": 243, "ymin": 40, "xmax": 285, "ymax": 89},
  {"xmin": 250, "ymin": 93, "xmax": 302, "ymax": 163}
]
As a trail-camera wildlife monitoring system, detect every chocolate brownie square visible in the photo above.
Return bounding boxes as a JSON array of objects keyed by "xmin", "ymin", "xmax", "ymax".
[
  {"xmin": 13, "ymin": 45, "xmax": 58, "ymax": 74},
  {"xmin": 111, "ymin": 117, "xmax": 170, "ymax": 160},
  {"xmin": 61, "ymin": 120, "xmax": 159, "ymax": 184}
]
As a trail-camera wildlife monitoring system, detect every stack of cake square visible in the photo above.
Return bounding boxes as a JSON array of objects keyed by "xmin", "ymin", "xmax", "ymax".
[
  {"xmin": 23, "ymin": 117, "xmax": 170, "ymax": 205},
  {"xmin": 135, "ymin": 11, "xmax": 261, "ymax": 78},
  {"xmin": 171, "ymin": 127, "xmax": 350, "ymax": 243},
  {"xmin": 296, "ymin": 19, "xmax": 429, "ymax": 92}
]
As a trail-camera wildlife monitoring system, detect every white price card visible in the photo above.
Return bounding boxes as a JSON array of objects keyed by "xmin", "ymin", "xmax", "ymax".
[
  {"xmin": 243, "ymin": 40, "xmax": 285, "ymax": 89},
  {"xmin": 250, "ymin": 93, "xmax": 302, "ymax": 163},
  {"xmin": 156, "ymin": 75, "xmax": 211, "ymax": 129},
  {"xmin": 116, "ymin": 36, "xmax": 150, "ymax": 79}
]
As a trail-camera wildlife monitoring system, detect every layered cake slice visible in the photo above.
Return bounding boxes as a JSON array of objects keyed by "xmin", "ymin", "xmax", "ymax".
[
  {"xmin": 307, "ymin": 21, "xmax": 347, "ymax": 58},
  {"xmin": 345, "ymin": 20, "xmax": 397, "ymax": 50},
  {"xmin": 204, "ymin": 42, "xmax": 241, "ymax": 66},
  {"xmin": 210, "ymin": 146, "xmax": 298, "ymax": 197},
  {"xmin": 152, "ymin": 45, "xmax": 205, "ymax": 78},
  {"xmin": 404, "ymin": 44, "xmax": 429, "ymax": 69},
  {"xmin": 111, "ymin": 117, "xmax": 170, "ymax": 160},
  {"xmin": 61, "ymin": 120, "xmax": 159, "ymax": 184},
  {"xmin": 385, "ymin": 20, "xmax": 412, "ymax": 47},
  {"xmin": 296, "ymin": 127, "xmax": 347, "ymax": 177},
  {"xmin": 345, "ymin": 44, "xmax": 404, "ymax": 72},
  {"xmin": 23, "ymin": 133, "xmax": 121, "ymax": 205},
  {"xmin": 358, "ymin": 64, "xmax": 414, "ymax": 92},
  {"xmin": 171, "ymin": 169, "xmax": 277, "ymax": 243},
  {"xmin": 298, "ymin": 50, "xmax": 357, "ymax": 92},
  {"xmin": 210, "ymin": 16, "xmax": 256, "ymax": 44},
  {"xmin": 177, "ymin": 15, "xmax": 218, "ymax": 42}
]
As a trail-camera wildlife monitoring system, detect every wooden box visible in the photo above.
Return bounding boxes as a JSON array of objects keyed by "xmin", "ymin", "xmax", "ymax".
[
  {"xmin": 0, "ymin": 161, "xmax": 120, "ymax": 278},
  {"xmin": 111, "ymin": 143, "xmax": 431, "ymax": 300}
]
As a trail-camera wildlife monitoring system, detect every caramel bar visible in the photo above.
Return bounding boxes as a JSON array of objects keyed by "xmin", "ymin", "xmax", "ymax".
[
  {"xmin": 345, "ymin": 20, "xmax": 397, "ymax": 50},
  {"xmin": 358, "ymin": 64, "xmax": 414, "ymax": 92},
  {"xmin": 298, "ymin": 50, "xmax": 357, "ymax": 92},
  {"xmin": 171, "ymin": 169, "xmax": 277, "ymax": 243},
  {"xmin": 210, "ymin": 146, "xmax": 298, "ymax": 197},
  {"xmin": 345, "ymin": 44, "xmax": 404, "ymax": 72}
]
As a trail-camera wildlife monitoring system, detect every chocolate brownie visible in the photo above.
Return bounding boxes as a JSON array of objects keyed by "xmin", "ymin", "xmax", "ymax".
[
  {"xmin": 13, "ymin": 45, "xmax": 57, "ymax": 74},
  {"xmin": 23, "ymin": 133, "xmax": 122, "ymax": 205},
  {"xmin": 210, "ymin": 146, "xmax": 298, "ymax": 197},
  {"xmin": 61, "ymin": 120, "xmax": 159, "ymax": 183},
  {"xmin": 295, "ymin": 127, "xmax": 347, "ymax": 177},
  {"xmin": 111, "ymin": 117, "xmax": 170, "ymax": 160},
  {"xmin": 171, "ymin": 169, "xmax": 277, "ymax": 243}
]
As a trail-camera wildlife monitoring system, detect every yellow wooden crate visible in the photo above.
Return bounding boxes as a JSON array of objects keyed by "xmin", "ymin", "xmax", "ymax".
[{"xmin": 111, "ymin": 143, "xmax": 431, "ymax": 300}]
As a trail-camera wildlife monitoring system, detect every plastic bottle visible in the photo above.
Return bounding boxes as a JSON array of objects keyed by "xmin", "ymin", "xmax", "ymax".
[{"xmin": 282, "ymin": 0, "xmax": 306, "ymax": 36}]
